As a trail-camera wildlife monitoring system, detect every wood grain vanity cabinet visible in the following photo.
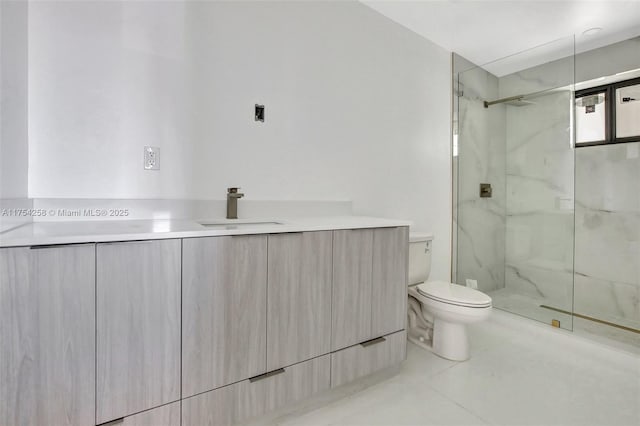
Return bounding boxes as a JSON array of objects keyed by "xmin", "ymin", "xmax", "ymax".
[
  {"xmin": 96, "ymin": 239, "xmax": 181, "ymax": 424},
  {"xmin": 1, "ymin": 223, "xmax": 408, "ymax": 426},
  {"xmin": 331, "ymin": 229, "xmax": 374, "ymax": 351},
  {"xmin": 108, "ymin": 401, "xmax": 181, "ymax": 426},
  {"xmin": 182, "ymin": 235, "xmax": 268, "ymax": 398},
  {"xmin": 267, "ymin": 231, "xmax": 332, "ymax": 370},
  {"xmin": 372, "ymin": 227, "xmax": 409, "ymax": 337},
  {"xmin": 182, "ymin": 355, "xmax": 330, "ymax": 426},
  {"xmin": 331, "ymin": 330, "xmax": 407, "ymax": 388},
  {"xmin": 0, "ymin": 244, "xmax": 95, "ymax": 426},
  {"xmin": 332, "ymin": 227, "xmax": 409, "ymax": 351}
]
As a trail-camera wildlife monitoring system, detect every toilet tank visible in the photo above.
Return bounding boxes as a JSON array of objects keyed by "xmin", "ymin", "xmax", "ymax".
[{"xmin": 408, "ymin": 233, "xmax": 434, "ymax": 286}]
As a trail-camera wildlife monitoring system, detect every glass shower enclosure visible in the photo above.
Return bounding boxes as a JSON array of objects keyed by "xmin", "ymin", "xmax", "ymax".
[{"xmin": 453, "ymin": 37, "xmax": 576, "ymax": 330}]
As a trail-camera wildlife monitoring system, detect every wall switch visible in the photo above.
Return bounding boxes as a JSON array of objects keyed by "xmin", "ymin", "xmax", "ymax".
[
  {"xmin": 144, "ymin": 146, "xmax": 160, "ymax": 170},
  {"xmin": 465, "ymin": 279, "xmax": 478, "ymax": 289}
]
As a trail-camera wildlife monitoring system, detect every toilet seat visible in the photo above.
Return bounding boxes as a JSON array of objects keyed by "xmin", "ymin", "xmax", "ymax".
[{"xmin": 417, "ymin": 280, "xmax": 492, "ymax": 308}]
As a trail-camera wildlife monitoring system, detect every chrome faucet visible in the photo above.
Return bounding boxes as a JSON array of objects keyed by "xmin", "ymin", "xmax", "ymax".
[{"xmin": 226, "ymin": 187, "xmax": 244, "ymax": 219}]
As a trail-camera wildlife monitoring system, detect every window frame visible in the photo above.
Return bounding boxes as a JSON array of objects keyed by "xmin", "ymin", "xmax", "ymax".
[{"xmin": 575, "ymin": 76, "xmax": 640, "ymax": 148}]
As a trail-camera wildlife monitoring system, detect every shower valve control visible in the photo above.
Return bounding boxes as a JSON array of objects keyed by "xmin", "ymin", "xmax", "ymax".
[{"xmin": 479, "ymin": 183, "xmax": 492, "ymax": 198}]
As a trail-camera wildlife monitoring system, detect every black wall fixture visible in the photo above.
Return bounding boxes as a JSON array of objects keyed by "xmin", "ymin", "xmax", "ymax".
[{"xmin": 255, "ymin": 104, "xmax": 265, "ymax": 122}]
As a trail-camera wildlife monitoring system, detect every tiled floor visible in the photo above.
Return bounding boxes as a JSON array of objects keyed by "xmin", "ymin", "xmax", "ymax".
[
  {"xmin": 489, "ymin": 288, "xmax": 640, "ymax": 351},
  {"xmin": 260, "ymin": 310, "xmax": 640, "ymax": 426}
]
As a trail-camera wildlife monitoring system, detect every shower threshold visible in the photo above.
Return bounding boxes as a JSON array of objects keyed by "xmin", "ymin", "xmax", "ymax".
[{"xmin": 540, "ymin": 305, "xmax": 640, "ymax": 334}]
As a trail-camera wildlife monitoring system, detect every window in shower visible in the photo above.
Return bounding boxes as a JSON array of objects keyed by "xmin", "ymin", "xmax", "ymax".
[
  {"xmin": 616, "ymin": 82, "xmax": 640, "ymax": 138},
  {"xmin": 575, "ymin": 77, "xmax": 640, "ymax": 146},
  {"xmin": 576, "ymin": 90, "xmax": 607, "ymax": 144}
]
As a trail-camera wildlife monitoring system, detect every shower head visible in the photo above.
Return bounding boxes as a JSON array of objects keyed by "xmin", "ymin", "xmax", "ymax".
[
  {"xmin": 484, "ymin": 95, "xmax": 535, "ymax": 108},
  {"xmin": 575, "ymin": 93, "xmax": 605, "ymax": 108}
]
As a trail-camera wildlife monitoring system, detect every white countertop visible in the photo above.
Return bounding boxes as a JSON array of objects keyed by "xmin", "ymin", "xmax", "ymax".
[{"xmin": 0, "ymin": 216, "xmax": 412, "ymax": 248}]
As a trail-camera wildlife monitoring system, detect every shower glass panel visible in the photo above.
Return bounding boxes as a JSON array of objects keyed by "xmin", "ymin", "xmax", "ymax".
[{"xmin": 454, "ymin": 37, "xmax": 576, "ymax": 330}]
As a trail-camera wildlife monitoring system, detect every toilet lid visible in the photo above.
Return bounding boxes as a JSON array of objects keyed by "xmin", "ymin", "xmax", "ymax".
[{"xmin": 417, "ymin": 281, "xmax": 492, "ymax": 308}]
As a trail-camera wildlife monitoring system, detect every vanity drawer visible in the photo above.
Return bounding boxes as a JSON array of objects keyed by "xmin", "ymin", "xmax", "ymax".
[
  {"xmin": 101, "ymin": 401, "xmax": 181, "ymax": 426},
  {"xmin": 182, "ymin": 355, "xmax": 330, "ymax": 426},
  {"xmin": 331, "ymin": 330, "xmax": 406, "ymax": 388}
]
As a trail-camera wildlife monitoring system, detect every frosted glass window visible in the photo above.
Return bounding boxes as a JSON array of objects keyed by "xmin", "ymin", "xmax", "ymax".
[
  {"xmin": 616, "ymin": 84, "xmax": 640, "ymax": 138},
  {"xmin": 576, "ymin": 92, "xmax": 606, "ymax": 144}
]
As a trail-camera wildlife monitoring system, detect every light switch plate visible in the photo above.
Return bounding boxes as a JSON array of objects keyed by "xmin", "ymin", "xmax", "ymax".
[{"xmin": 144, "ymin": 146, "xmax": 160, "ymax": 170}]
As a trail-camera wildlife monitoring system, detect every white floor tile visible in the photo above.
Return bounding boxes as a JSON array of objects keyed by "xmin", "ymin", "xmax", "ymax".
[
  {"xmin": 279, "ymin": 376, "xmax": 488, "ymax": 426},
  {"xmin": 261, "ymin": 310, "xmax": 640, "ymax": 426},
  {"xmin": 428, "ymin": 336, "xmax": 639, "ymax": 425}
]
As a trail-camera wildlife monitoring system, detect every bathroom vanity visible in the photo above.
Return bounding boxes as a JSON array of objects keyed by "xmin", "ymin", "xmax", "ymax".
[{"xmin": 0, "ymin": 217, "xmax": 409, "ymax": 426}]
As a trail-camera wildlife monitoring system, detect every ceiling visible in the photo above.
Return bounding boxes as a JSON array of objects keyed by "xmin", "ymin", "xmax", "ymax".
[{"xmin": 361, "ymin": 0, "xmax": 640, "ymax": 76}]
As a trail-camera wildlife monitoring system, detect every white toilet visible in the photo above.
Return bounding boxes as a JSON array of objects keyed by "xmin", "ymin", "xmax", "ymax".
[{"xmin": 407, "ymin": 233, "xmax": 492, "ymax": 361}]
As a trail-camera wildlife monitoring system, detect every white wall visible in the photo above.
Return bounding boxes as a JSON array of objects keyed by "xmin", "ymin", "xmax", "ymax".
[
  {"xmin": 0, "ymin": 1, "xmax": 31, "ymax": 233},
  {"xmin": 0, "ymin": 0, "xmax": 28, "ymax": 199},
  {"xmin": 27, "ymin": 1, "xmax": 452, "ymax": 279}
]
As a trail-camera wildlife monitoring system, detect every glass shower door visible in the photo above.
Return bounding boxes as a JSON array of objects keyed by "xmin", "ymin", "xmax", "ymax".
[{"xmin": 454, "ymin": 37, "xmax": 576, "ymax": 330}]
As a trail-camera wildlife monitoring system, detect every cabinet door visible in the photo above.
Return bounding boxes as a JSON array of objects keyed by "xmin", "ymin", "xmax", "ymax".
[
  {"xmin": 0, "ymin": 244, "xmax": 95, "ymax": 426},
  {"xmin": 267, "ymin": 231, "xmax": 332, "ymax": 370},
  {"xmin": 96, "ymin": 239, "xmax": 181, "ymax": 424},
  {"xmin": 331, "ymin": 229, "xmax": 373, "ymax": 351},
  {"xmin": 371, "ymin": 227, "xmax": 409, "ymax": 337},
  {"xmin": 182, "ymin": 235, "xmax": 267, "ymax": 398}
]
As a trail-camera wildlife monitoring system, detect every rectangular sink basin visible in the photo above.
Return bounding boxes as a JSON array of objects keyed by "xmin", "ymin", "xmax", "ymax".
[{"xmin": 199, "ymin": 221, "xmax": 283, "ymax": 230}]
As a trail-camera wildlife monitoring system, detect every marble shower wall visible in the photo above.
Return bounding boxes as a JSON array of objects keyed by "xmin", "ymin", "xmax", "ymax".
[
  {"xmin": 503, "ymin": 90, "xmax": 575, "ymax": 312},
  {"xmin": 494, "ymin": 43, "xmax": 576, "ymax": 316},
  {"xmin": 574, "ymin": 143, "xmax": 640, "ymax": 331},
  {"xmin": 498, "ymin": 37, "xmax": 640, "ymax": 338},
  {"xmin": 455, "ymin": 60, "xmax": 506, "ymax": 292},
  {"xmin": 454, "ymin": 38, "xmax": 639, "ymax": 344}
]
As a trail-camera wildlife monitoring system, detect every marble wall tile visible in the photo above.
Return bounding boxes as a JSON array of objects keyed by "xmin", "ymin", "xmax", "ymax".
[
  {"xmin": 574, "ymin": 274, "xmax": 640, "ymax": 330},
  {"xmin": 455, "ymin": 39, "xmax": 640, "ymax": 344},
  {"xmin": 575, "ymin": 209, "xmax": 639, "ymax": 285},
  {"xmin": 455, "ymin": 64, "xmax": 506, "ymax": 292},
  {"xmin": 575, "ymin": 143, "xmax": 640, "ymax": 213},
  {"xmin": 503, "ymin": 89, "xmax": 575, "ymax": 311},
  {"xmin": 504, "ymin": 261, "xmax": 574, "ymax": 312},
  {"xmin": 498, "ymin": 37, "xmax": 640, "ymax": 100},
  {"xmin": 505, "ymin": 92, "xmax": 574, "ymax": 213},
  {"xmin": 456, "ymin": 201, "xmax": 506, "ymax": 291},
  {"xmin": 574, "ymin": 142, "xmax": 640, "ymax": 329},
  {"xmin": 498, "ymin": 52, "xmax": 574, "ymax": 99},
  {"xmin": 506, "ymin": 213, "xmax": 575, "ymax": 268}
]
